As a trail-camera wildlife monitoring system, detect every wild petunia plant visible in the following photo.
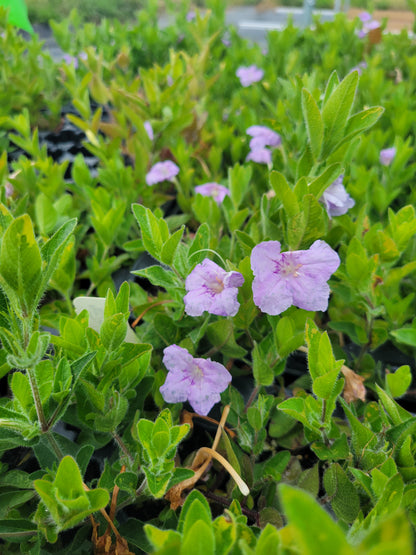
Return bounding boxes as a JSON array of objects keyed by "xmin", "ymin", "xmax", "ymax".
[{"xmin": 0, "ymin": 1, "xmax": 415, "ymax": 552}]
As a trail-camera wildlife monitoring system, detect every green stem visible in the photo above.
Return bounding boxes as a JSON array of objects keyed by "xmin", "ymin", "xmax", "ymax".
[
  {"xmin": 320, "ymin": 399, "xmax": 330, "ymax": 446},
  {"xmin": 64, "ymin": 293, "xmax": 75, "ymax": 317},
  {"xmin": 27, "ymin": 367, "xmax": 48, "ymax": 433},
  {"xmin": 135, "ymin": 477, "xmax": 147, "ymax": 497},
  {"xmin": 45, "ymin": 430, "xmax": 64, "ymax": 461}
]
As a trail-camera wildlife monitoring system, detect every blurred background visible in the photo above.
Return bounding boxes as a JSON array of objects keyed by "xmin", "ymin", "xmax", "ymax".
[{"xmin": 25, "ymin": 0, "xmax": 411, "ymax": 24}]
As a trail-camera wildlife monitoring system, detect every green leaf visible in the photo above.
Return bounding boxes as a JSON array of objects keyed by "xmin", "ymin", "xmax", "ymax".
[
  {"xmin": 73, "ymin": 297, "xmax": 138, "ymax": 343},
  {"xmin": 188, "ymin": 223, "xmax": 210, "ymax": 265},
  {"xmin": 179, "ymin": 490, "xmax": 212, "ymax": 536},
  {"xmin": 35, "ymin": 193, "xmax": 58, "ymax": 235},
  {"xmin": 132, "ymin": 265, "xmax": 181, "ymax": 289},
  {"xmin": 10, "ymin": 371, "xmax": 33, "ymax": 419},
  {"xmin": 386, "ymin": 365, "xmax": 412, "ymax": 398},
  {"xmin": 357, "ymin": 510, "xmax": 413, "ymax": 553},
  {"xmin": 39, "ymin": 218, "xmax": 77, "ymax": 297},
  {"xmin": 115, "ymin": 471, "xmax": 138, "ymax": 495},
  {"xmin": 322, "ymin": 71, "xmax": 359, "ymax": 156},
  {"xmin": 341, "ymin": 399, "xmax": 378, "ymax": 459},
  {"xmin": 322, "ymin": 70, "xmax": 340, "ymax": 105},
  {"xmin": 228, "ymin": 163, "xmax": 252, "ymax": 209},
  {"xmin": 206, "ymin": 319, "xmax": 247, "ymax": 358},
  {"xmin": 132, "ymin": 204, "xmax": 169, "ymax": 261},
  {"xmin": 323, "ymin": 463, "xmax": 360, "ymax": 523},
  {"xmin": 235, "ymin": 230, "xmax": 256, "ymax": 257},
  {"xmin": 308, "ymin": 163, "xmax": 342, "ymax": 199},
  {"xmin": 0, "ymin": 519, "xmax": 37, "ymax": 541},
  {"xmin": 34, "ymin": 456, "xmax": 109, "ymax": 532},
  {"xmin": 390, "ymin": 327, "xmax": 416, "ymax": 347},
  {"xmin": 313, "ymin": 367, "xmax": 342, "ymax": 400},
  {"xmin": 161, "ymin": 226, "xmax": 185, "ymax": 266},
  {"xmin": 363, "ymin": 473, "xmax": 404, "ymax": 525},
  {"xmin": 255, "ymin": 523, "xmax": 281, "ymax": 554},
  {"xmin": 0, "ymin": 490, "xmax": 36, "ymax": 519},
  {"xmin": 302, "ymin": 88, "xmax": 323, "ymax": 160},
  {"xmin": 252, "ymin": 342, "xmax": 274, "ymax": 387},
  {"xmin": 279, "ymin": 484, "xmax": 354, "ymax": 554},
  {"xmin": 0, "ymin": 215, "xmax": 42, "ymax": 316},
  {"xmin": 181, "ymin": 520, "xmax": 215, "ymax": 555},
  {"xmin": 311, "ymin": 433, "xmax": 349, "ymax": 461},
  {"xmin": 342, "ymin": 106, "xmax": 384, "ymax": 143},
  {"xmin": 143, "ymin": 469, "xmax": 171, "ymax": 499},
  {"xmin": 145, "ymin": 524, "xmax": 181, "ymax": 550},
  {"xmin": 269, "ymin": 171, "xmax": 299, "ymax": 217},
  {"xmin": 213, "ymin": 516, "xmax": 237, "ymax": 555},
  {"xmin": 1, "ymin": 0, "xmax": 34, "ymax": 33},
  {"xmin": 376, "ymin": 385, "xmax": 411, "ymax": 426},
  {"xmin": 278, "ymin": 397, "xmax": 320, "ymax": 435},
  {"xmin": 94, "ymin": 392, "xmax": 128, "ymax": 433},
  {"xmin": 100, "ymin": 313, "xmax": 128, "ymax": 352}
]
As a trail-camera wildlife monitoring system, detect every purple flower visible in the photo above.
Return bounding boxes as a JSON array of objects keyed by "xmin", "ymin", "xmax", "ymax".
[
  {"xmin": 251, "ymin": 240, "xmax": 340, "ymax": 315},
  {"xmin": 62, "ymin": 54, "xmax": 78, "ymax": 68},
  {"xmin": 350, "ymin": 61, "xmax": 367, "ymax": 75},
  {"xmin": 145, "ymin": 161, "xmax": 179, "ymax": 186},
  {"xmin": 144, "ymin": 121, "xmax": 154, "ymax": 141},
  {"xmin": 246, "ymin": 125, "xmax": 281, "ymax": 149},
  {"xmin": 365, "ymin": 20, "xmax": 381, "ymax": 31},
  {"xmin": 195, "ymin": 183, "xmax": 231, "ymax": 205},
  {"xmin": 380, "ymin": 147, "xmax": 396, "ymax": 166},
  {"xmin": 320, "ymin": 175, "xmax": 355, "ymax": 218},
  {"xmin": 160, "ymin": 344, "xmax": 232, "ymax": 415},
  {"xmin": 186, "ymin": 10, "xmax": 196, "ymax": 22},
  {"xmin": 357, "ymin": 13, "xmax": 381, "ymax": 38},
  {"xmin": 246, "ymin": 147, "xmax": 272, "ymax": 165},
  {"xmin": 359, "ymin": 11, "xmax": 372, "ymax": 23},
  {"xmin": 236, "ymin": 65, "xmax": 264, "ymax": 87},
  {"xmin": 184, "ymin": 258, "xmax": 244, "ymax": 317}
]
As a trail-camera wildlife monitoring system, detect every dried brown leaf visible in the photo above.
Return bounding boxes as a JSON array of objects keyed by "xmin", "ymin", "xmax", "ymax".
[{"xmin": 341, "ymin": 365, "xmax": 366, "ymax": 403}]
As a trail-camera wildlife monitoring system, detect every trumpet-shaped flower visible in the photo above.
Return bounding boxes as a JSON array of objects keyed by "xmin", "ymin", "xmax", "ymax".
[
  {"xmin": 145, "ymin": 161, "xmax": 179, "ymax": 186},
  {"xmin": 380, "ymin": 147, "xmax": 396, "ymax": 166},
  {"xmin": 236, "ymin": 65, "xmax": 264, "ymax": 87},
  {"xmin": 184, "ymin": 258, "xmax": 244, "ymax": 317},
  {"xmin": 160, "ymin": 344, "xmax": 232, "ymax": 415},
  {"xmin": 246, "ymin": 147, "xmax": 272, "ymax": 165},
  {"xmin": 251, "ymin": 240, "xmax": 340, "ymax": 315},
  {"xmin": 320, "ymin": 175, "xmax": 355, "ymax": 218},
  {"xmin": 195, "ymin": 183, "xmax": 231, "ymax": 205},
  {"xmin": 246, "ymin": 125, "xmax": 281, "ymax": 149}
]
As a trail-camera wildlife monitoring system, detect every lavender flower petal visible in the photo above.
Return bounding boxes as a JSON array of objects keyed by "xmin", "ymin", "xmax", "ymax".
[
  {"xmin": 160, "ymin": 345, "xmax": 231, "ymax": 415},
  {"xmin": 246, "ymin": 125, "xmax": 281, "ymax": 147},
  {"xmin": 145, "ymin": 161, "xmax": 179, "ymax": 186},
  {"xmin": 321, "ymin": 176, "xmax": 355, "ymax": 218},
  {"xmin": 184, "ymin": 258, "xmax": 244, "ymax": 317},
  {"xmin": 195, "ymin": 183, "xmax": 231, "ymax": 205},
  {"xmin": 246, "ymin": 148, "xmax": 272, "ymax": 165},
  {"xmin": 236, "ymin": 65, "xmax": 264, "ymax": 87},
  {"xmin": 359, "ymin": 11, "xmax": 372, "ymax": 22},
  {"xmin": 380, "ymin": 147, "xmax": 396, "ymax": 166},
  {"xmin": 251, "ymin": 240, "xmax": 340, "ymax": 315},
  {"xmin": 144, "ymin": 121, "xmax": 154, "ymax": 141}
]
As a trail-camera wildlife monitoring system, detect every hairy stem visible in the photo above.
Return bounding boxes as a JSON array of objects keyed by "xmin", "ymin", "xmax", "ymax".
[
  {"xmin": 27, "ymin": 367, "xmax": 48, "ymax": 432},
  {"xmin": 45, "ymin": 430, "xmax": 64, "ymax": 460},
  {"xmin": 112, "ymin": 431, "xmax": 134, "ymax": 463}
]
